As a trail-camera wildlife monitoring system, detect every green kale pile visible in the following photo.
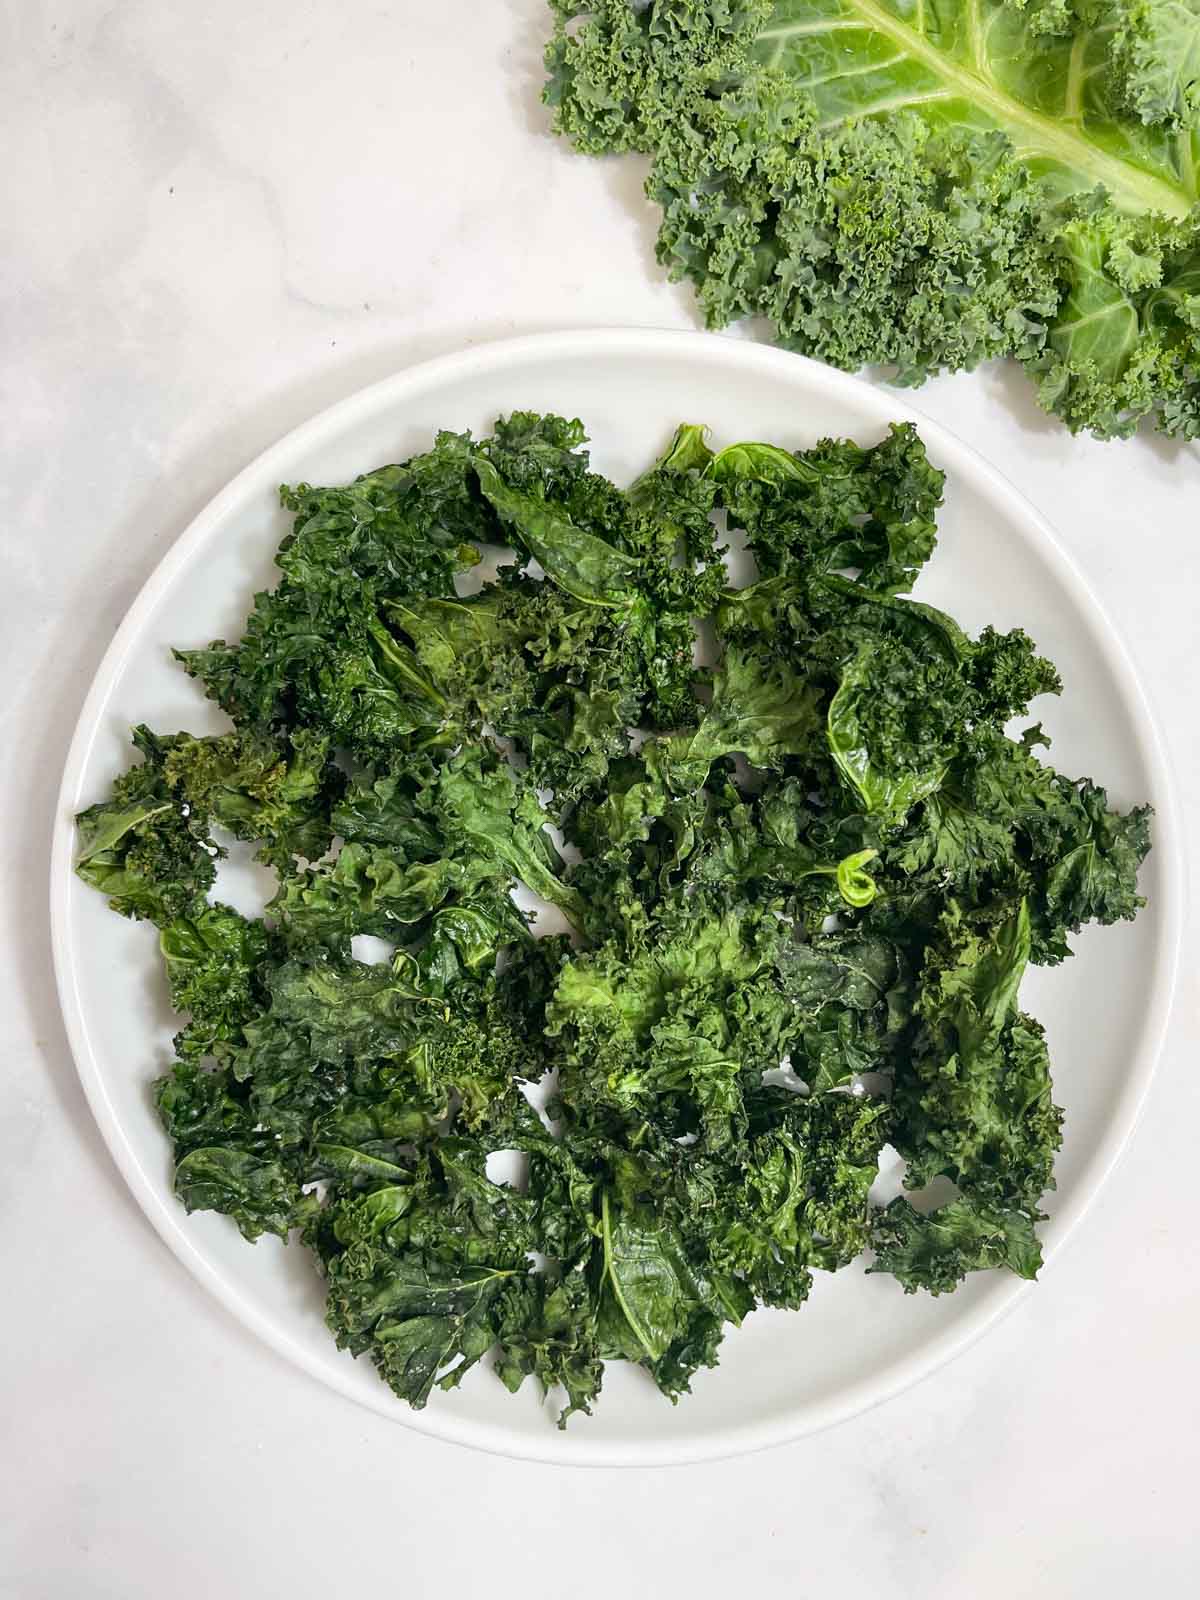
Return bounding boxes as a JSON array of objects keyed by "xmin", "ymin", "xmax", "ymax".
[
  {"xmin": 544, "ymin": 0, "xmax": 1200, "ymax": 439},
  {"xmin": 76, "ymin": 412, "xmax": 1150, "ymax": 1423}
]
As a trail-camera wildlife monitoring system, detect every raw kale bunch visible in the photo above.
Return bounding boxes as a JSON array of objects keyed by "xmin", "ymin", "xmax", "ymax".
[
  {"xmin": 76, "ymin": 412, "xmax": 1150, "ymax": 1423},
  {"xmin": 544, "ymin": 0, "xmax": 1200, "ymax": 439}
]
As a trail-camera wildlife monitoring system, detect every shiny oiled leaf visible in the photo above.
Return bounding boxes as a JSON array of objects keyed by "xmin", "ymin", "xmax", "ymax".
[{"xmin": 75, "ymin": 410, "xmax": 1152, "ymax": 1424}]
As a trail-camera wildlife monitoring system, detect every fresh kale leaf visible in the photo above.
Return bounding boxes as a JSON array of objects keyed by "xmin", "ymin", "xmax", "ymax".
[{"xmin": 545, "ymin": 0, "xmax": 1200, "ymax": 437}]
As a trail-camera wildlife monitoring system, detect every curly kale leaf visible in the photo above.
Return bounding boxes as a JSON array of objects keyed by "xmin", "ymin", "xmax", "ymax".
[
  {"xmin": 1111, "ymin": 0, "xmax": 1200, "ymax": 128},
  {"xmin": 654, "ymin": 643, "xmax": 822, "ymax": 788},
  {"xmin": 894, "ymin": 730, "xmax": 1152, "ymax": 962},
  {"xmin": 172, "ymin": 1146, "xmax": 316, "ymax": 1244},
  {"xmin": 272, "ymin": 748, "xmax": 575, "ymax": 948},
  {"xmin": 174, "ymin": 428, "xmax": 492, "ymax": 750},
  {"xmin": 870, "ymin": 1194, "xmax": 1044, "ymax": 1292},
  {"xmin": 159, "ymin": 903, "xmax": 273, "ymax": 1061},
  {"xmin": 1013, "ymin": 0, "xmax": 1200, "ymax": 129},
  {"xmin": 152, "ymin": 725, "xmax": 343, "ymax": 869},
  {"xmin": 75, "ymin": 726, "xmax": 222, "ymax": 923},
  {"xmin": 75, "ymin": 412, "xmax": 1153, "ymax": 1419},
  {"xmin": 892, "ymin": 902, "xmax": 1064, "ymax": 1211},
  {"xmin": 546, "ymin": 894, "xmax": 785, "ymax": 1143},
  {"xmin": 710, "ymin": 423, "xmax": 944, "ymax": 594},
  {"xmin": 315, "ymin": 1141, "xmax": 605, "ymax": 1417},
  {"xmin": 155, "ymin": 1058, "xmax": 317, "ymax": 1244},
  {"xmin": 545, "ymin": 0, "xmax": 1200, "ymax": 437}
]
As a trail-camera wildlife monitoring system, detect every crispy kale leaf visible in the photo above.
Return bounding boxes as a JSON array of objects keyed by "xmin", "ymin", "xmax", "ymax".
[
  {"xmin": 76, "ymin": 412, "xmax": 1151, "ymax": 1421},
  {"xmin": 870, "ymin": 1195, "xmax": 1043, "ymax": 1292},
  {"xmin": 76, "ymin": 726, "xmax": 223, "ymax": 921}
]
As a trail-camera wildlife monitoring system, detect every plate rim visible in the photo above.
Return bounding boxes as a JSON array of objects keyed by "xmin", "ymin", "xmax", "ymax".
[{"xmin": 49, "ymin": 327, "xmax": 1184, "ymax": 1467}]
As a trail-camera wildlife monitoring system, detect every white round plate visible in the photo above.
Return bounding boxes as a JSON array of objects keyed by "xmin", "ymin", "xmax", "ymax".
[{"xmin": 51, "ymin": 330, "xmax": 1181, "ymax": 1466}]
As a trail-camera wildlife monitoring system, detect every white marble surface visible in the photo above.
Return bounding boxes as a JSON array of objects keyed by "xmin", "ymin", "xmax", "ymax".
[{"xmin": 3, "ymin": 2, "xmax": 1198, "ymax": 1593}]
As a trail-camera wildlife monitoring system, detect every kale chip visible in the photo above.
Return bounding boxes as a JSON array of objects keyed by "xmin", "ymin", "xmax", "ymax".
[{"xmin": 77, "ymin": 412, "xmax": 1151, "ymax": 1422}]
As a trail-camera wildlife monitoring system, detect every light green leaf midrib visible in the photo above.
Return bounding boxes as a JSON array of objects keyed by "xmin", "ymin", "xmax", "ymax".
[
  {"xmin": 767, "ymin": 0, "xmax": 1194, "ymax": 218},
  {"xmin": 601, "ymin": 1191, "xmax": 658, "ymax": 1361}
]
